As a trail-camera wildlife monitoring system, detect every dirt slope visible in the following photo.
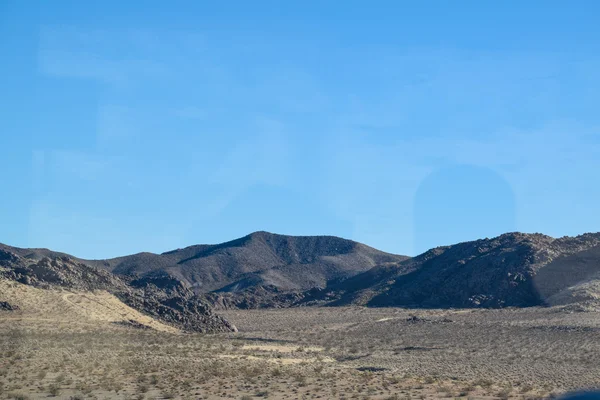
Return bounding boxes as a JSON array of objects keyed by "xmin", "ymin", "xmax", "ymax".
[
  {"xmin": 0, "ymin": 279, "xmax": 178, "ymax": 333},
  {"xmin": 0, "ymin": 249, "xmax": 236, "ymax": 332}
]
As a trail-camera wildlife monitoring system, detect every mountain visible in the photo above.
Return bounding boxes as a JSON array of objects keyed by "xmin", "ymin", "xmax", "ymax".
[
  {"xmin": 0, "ymin": 248, "xmax": 236, "ymax": 332},
  {"xmin": 320, "ymin": 232, "xmax": 600, "ymax": 309},
  {"xmin": 3, "ymin": 231, "xmax": 600, "ymax": 312},
  {"xmin": 80, "ymin": 231, "xmax": 408, "ymax": 293}
]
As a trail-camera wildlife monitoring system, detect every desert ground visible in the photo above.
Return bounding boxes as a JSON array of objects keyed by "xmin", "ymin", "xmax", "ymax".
[{"xmin": 1, "ymin": 280, "xmax": 599, "ymax": 399}]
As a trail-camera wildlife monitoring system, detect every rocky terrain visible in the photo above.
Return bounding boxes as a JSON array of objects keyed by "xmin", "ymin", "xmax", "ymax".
[
  {"xmin": 200, "ymin": 232, "xmax": 600, "ymax": 310},
  {"xmin": 319, "ymin": 232, "xmax": 600, "ymax": 309},
  {"xmin": 2, "ymin": 232, "xmax": 406, "ymax": 294},
  {"xmin": 3, "ymin": 231, "xmax": 600, "ymax": 312},
  {"xmin": 0, "ymin": 249, "xmax": 236, "ymax": 333}
]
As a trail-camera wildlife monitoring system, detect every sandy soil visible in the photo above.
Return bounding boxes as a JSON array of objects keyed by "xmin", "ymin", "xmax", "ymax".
[
  {"xmin": 0, "ymin": 280, "xmax": 178, "ymax": 333},
  {"xmin": 2, "ymin": 279, "xmax": 599, "ymax": 399}
]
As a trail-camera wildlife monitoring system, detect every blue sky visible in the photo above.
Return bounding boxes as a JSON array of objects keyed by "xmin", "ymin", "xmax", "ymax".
[{"xmin": 1, "ymin": 1, "xmax": 599, "ymax": 258}]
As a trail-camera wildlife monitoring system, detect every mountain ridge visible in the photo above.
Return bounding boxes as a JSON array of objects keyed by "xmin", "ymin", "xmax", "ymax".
[
  {"xmin": 318, "ymin": 231, "xmax": 600, "ymax": 309},
  {"xmin": 3, "ymin": 231, "xmax": 600, "ymax": 311},
  {"xmin": 68, "ymin": 231, "xmax": 409, "ymax": 293}
]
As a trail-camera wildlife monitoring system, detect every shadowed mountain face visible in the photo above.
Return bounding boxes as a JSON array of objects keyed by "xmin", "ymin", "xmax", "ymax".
[
  {"xmin": 323, "ymin": 232, "xmax": 600, "ymax": 309},
  {"xmin": 73, "ymin": 231, "xmax": 408, "ymax": 293},
  {"xmin": 3, "ymin": 231, "xmax": 600, "ymax": 311}
]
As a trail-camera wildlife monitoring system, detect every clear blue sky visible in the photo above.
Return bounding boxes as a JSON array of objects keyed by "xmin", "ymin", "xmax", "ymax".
[{"xmin": 1, "ymin": 1, "xmax": 599, "ymax": 258}]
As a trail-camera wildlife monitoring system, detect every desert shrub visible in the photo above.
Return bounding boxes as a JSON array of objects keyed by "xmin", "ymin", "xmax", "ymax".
[
  {"xmin": 47, "ymin": 384, "xmax": 61, "ymax": 397},
  {"xmin": 474, "ymin": 379, "xmax": 493, "ymax": 388},
  {"xmin": 8, "ymin": 393, "xmax": 30, "ymax": 400},
  {"xmin": 76, "ymin": 383, "xmax": 93, "ymax": 394},
  {"xmin": 112, "ymin": 381, "xmax": 124, "ymax": 392},
  {"xmin": 294, "ymin": 373, "xmax": 308, "ymax": 386},
  {"xmin": 520, "ymin": 384, "xmax": 534, "ymax": 393},
  {"xmin": 461, "ymin": 385, "xmax": 475, "ymax": 393}
]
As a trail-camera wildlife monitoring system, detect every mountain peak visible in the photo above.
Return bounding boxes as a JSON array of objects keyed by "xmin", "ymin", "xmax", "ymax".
[
  {"xmin": 77, "ymin": 232, "xmax": 408, "ymax": 293},
  {"xmin": 248, "ymin": 230, "xmax": 276, "ymax": 237}
]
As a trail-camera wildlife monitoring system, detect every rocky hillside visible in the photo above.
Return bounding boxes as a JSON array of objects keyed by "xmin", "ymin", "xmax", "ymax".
[
  {"xmin": 79, "ymin": 231, "xmax": 408, "ymax": 293},
  {"xmin": 320, "ymin": 232, "xmax": 600, "ymax": 309},
  {"xmin": 3, "ymin": 231, "xmax": 600, "ymax": 311},
  {"xmin": 0, "ymin": 249, "xmax": 236, "ymax": 332}
]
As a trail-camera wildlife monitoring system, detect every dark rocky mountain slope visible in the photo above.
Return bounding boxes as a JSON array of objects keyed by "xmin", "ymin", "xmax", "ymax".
[
  {"xmin": 321, "ymin": 232, "xmax": 600, "ymax": 309},
  {"xmin": 3, "ymin": 231, "xmax": 600, "ymax": 311},
  {"xmin": 80, "ymin": 231, "xmax": 408, "ymax": 293},
  {"xmin": 0, "ymin": 248, "xmax": 236, "ymax": 332}
]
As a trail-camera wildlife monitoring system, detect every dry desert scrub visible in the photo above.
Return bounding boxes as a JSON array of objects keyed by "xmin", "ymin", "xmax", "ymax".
[{"xmin": 2, "ymin": 305, "xmax": 600, "ymax": 399}]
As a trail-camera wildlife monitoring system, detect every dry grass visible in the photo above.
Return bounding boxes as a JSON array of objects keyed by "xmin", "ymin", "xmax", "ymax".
[
  {"xmin": 220, "ymin": 307, "xmax": 600, "ymax": 395},
  {"xmin": 2, "ymin": 279, "xmax": 599, "ymax": 399}
]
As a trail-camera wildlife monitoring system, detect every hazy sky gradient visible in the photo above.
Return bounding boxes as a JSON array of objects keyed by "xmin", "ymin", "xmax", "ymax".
[{"xmin": 1, "ymin": 1, "xmax": 599, "ymax": 258}]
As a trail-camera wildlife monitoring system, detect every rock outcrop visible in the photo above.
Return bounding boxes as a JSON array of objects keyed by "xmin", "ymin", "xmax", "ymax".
[
  {"xmin": 322, "ymin": 232, "xmax": 600, "ymax": 308},
  {"xmin": 3, "ymin": 231, "xmax": 600, "ymax": 312},
  {"xmin": 0, "ymin": 250, "xmax": 236, "ymax": 332}
]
